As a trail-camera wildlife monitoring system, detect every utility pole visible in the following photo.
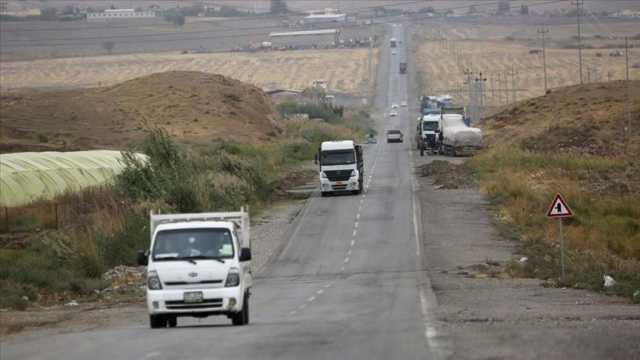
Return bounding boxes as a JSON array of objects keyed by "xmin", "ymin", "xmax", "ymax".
[
  {"xmin": 511, "ymin": 64, "xmax": 517, "ymax": 103},
  {"xmin": 538, "ymin": 27, "xmax": 549, "ymax": 93},
  {"xmin": 625, "ymin": 36, "xmax": 630, "ymax": 81},
  {"xmin": 625, "ymin": 37, "xmax": 631, "ymax": 152},
  {"xmin": 464, "ymin": 68, "xmax": 474, "ymax": 108},
  {"xmin": 576, "ymin": 0, "xmax": 583, "ymax": 84},
  {"xmin": 491, "ymin": 74, "xmax": 496, "ymax": 106},
  {"xmin": 367, "ymin": 19, "xmax": 373, "ymax": 94},
  {"xmin": 476, "ymin": 72, "xmax": 487, "ymax": 123}
]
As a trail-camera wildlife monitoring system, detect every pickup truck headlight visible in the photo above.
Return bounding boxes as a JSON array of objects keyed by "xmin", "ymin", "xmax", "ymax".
[
  {"xmin": 147, "ymin": 270, "xmax": 162, "ymax": 290},
  {"xmin": 350, "ymin": 170, "xmax": 358, "ymax": 178},
  {"xmin": 320, "ymin": 172, "xmax": 328, "ymax": 179},
  {"xmin": 225, "ymin": 267, "xmax": 240, "ymax": 287}
]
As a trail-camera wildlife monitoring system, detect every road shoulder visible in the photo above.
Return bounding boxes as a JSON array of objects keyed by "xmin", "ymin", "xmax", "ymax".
[{"xmin": 415, "ymin": 155, "xmax": 640, "ymax": 360}]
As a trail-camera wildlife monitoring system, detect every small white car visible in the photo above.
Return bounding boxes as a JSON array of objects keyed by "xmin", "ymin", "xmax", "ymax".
[
  {"xmin": 401, "ymin": 101, "xmax": 408, "ymax": 107},
  {"xmin": 386, "ymin": 130, "xmax": 404, "ymax": 143},
  {"xmin": 389, "ymin": 110, "xmax": 398, "ymax": 117},
  {"xmin": 391, "ymin": 104, "xmax": 399, "ymax": 109},
  {"xmin": 392, "ymin": 50, "xmax": 397, "ymax": 55}
]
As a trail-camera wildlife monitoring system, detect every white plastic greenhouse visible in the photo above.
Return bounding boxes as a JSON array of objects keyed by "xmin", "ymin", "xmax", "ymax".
[{"xmin": 0, "ymin": 150, "xmax": 146, "ymax": 208}]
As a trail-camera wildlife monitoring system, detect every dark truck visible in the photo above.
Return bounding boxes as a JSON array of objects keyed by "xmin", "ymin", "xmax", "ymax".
[{"xmin": 399, "ymin": 62, "xmax": 407, "ymax": 74}]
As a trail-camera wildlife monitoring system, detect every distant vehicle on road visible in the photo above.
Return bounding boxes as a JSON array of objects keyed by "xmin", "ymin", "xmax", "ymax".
[
  {"xmin": 416, "ymin": 114, "xmax": 441, "ymax": 156},
  {"xmin": 138, "ymin": 210, "xmax": 253, "ymax": 328},
  {"xmin": 386, "ymin": 130, "xmax": 404, "ymax": 143},
  {"xmin": 316, "ymin": 140, "xmax": 364, "ymax": 196},
  {"xmin": 389, "ymin": 110, "xmax": 398, "ymax": 117},
  {"xmin": 391, "ymin": 104, "xmax": 399, "ymax": 109},
  {"xmin": 392, "ymin": 50, "xmax": 397, "ymax": 55},
  {"xmin": 399, "ymin": 62, "xmax": 407, "ymax": 74},
  {"xmin": 390, "ymin": 37, "xmax": 397, "ymax": 48},
  {"xmin": 401, "ymin": 101, "xmax": 407, "ymax": 107},
  {"xmin": 365, "ymin": 134, "xmax": 377, "ymax": 144}
]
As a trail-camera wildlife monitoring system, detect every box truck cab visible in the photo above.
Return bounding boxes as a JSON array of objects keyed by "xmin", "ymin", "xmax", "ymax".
[
  {"xmin": 137, "ymin": 210, "xmax": 252, "ymax": 328},
  {"xmin": 316, "ymin": 140, "xmax": 364, "ymax": 196},
  {"xmin": 416, "ymin": 114, "xmax": 441, "ymax": 156}
]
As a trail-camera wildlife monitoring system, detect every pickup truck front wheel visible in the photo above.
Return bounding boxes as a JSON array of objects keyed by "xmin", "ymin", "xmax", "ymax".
[
  {"xmin": 231, "ymin": 294, "xmax": 250, "ymax": 326},
  {"xmin": 150, "ymin": 315, "xmax": 167, "ymax": 329}
]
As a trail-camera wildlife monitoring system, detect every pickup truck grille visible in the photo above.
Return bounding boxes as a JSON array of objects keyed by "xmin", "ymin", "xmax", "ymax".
[
  {"xmin": 165, "ymin": 298, "xmax": 223, "ymax": 310},
  {"xmin": 325, "ymin": 170, "xmax": 351, "ymax": 181}
]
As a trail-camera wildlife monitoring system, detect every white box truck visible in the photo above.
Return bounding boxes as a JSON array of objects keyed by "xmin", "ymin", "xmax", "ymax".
[
  {"xmin": 316, "ymin": 140, "xmax": 364, "ymax": 196},
  {"xmin": 137, "ymin": 209, "xmax": 253, "ymax": 328}
]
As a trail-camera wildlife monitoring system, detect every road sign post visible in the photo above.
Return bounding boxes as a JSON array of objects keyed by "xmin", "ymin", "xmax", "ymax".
[{"xmin": 546, "ymin": 193, "xmax": 573, "ymax": 283}]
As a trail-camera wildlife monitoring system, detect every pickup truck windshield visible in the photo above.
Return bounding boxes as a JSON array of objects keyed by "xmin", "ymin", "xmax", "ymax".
[
  {"xmin": 153, "ymin": 228, "xmax": 234, "ymax": 261},
  {"xmin": 423, "ymin": 121, "xmax": 439, "ymax": 131},
  {"xmin": 321, "ymin": 149, "xmax": 355, "ymax": 166}
]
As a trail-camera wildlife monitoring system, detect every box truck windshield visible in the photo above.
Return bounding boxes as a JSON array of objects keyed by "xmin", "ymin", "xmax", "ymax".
[
  {"xmin": 423, "ymin": 121, "xmax": 439, "ymax": 131},
  {"xmin": 321, "ymin": 150, "xmax": 355, "ymax": 165},
  {"xmin": 153, "ymin": 228, "xmax": 234, "ymax": 260}
]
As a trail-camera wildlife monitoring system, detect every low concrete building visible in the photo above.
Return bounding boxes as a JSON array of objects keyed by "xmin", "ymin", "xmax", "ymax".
[
  {"xmin": 87, "ymin": 8, "xmax": 156, "ymax": 21},
  {"xmin": 268, "ymin": 29, "xmax": 340, "ymax": 48}
]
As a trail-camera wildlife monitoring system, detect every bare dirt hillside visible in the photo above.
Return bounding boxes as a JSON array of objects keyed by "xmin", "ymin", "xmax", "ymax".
[
  {"xmin": 481, "ymin": 80, "xmax": 640, "ymax": 157},
  {"xmin": 0, "ymin": 71, "xmax": 280, "ymax": 152}
]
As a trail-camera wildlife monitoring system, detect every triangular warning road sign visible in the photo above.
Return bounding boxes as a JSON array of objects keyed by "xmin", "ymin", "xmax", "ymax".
[{"xmin": 547, "ymin": 193, "xmax": 573, "ymax": 218}]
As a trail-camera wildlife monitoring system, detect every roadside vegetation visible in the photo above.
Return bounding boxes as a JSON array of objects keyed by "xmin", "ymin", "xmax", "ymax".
[
  {"xmin": 0, "ymin": 105, "xmax": 370, "ymax": 310},
  {"xmin": 468, "ymin": 81, "xmax": 640, "ymax": 301}
]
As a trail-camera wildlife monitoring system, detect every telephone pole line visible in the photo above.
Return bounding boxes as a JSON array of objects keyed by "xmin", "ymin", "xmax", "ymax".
[
  {"xmin": 538, "ymin": 27, "xmax": 550, "ymax": 93},
  {"xmin": 511, "ymin": 64, "xmax": 517, "ymax": 103},
  {"xmin": 576, "ymin": 0, "xmax": 583, "ymax": 84},
  {"xmin": 625, "ymin": 36, "xmax": 631, "ymax": 152},
  {"xmin": 625, "ymin": 36, "xmax": 630, "ymax": 81}
]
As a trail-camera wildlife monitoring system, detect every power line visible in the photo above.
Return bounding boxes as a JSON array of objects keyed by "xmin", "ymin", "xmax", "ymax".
[
  {"xmin": 538, "ymin": 26, "xmax": 549, "ymax": 93},
  {"xmin": 575, "ymin": 0, "xmax": 584, "ymax": 84}
]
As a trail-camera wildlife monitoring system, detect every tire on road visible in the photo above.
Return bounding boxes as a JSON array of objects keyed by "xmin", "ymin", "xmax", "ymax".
[
  {"xmin": 150, "ymin": 315, "xmax": 166, "ymax": 329},
  {"xmin": 168, "ymin": 316, "xmax": 177, "ymax": 328},
  {"xmin": 231, "ymin": 293, "xmax": 250, "ymax": 326}
]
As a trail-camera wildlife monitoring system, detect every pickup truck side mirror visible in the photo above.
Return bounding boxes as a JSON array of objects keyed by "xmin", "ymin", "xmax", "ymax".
[
  {"xmin": 239, "ymin": 248, "xmax": 252, "ymax": 262},
  {"xmin": 137, "ymin": 250, "xmax": 148, "ymax": 266},
  {"xmin": 314, "ymin": 153, "xmax": 318, "ymax": 165}
]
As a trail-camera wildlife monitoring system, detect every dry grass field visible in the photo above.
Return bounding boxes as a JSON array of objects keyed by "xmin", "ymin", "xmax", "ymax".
[
  {"xmin": 412, "ymin": 18, "xmax": 640, "ymax": 107},
  {"xmin": 0, "ymin": 48, "xmax": 377, "ymax": 96},
  {"xmin": 414, "ymin": 37, "xmax": 639, "ymax": 106}
]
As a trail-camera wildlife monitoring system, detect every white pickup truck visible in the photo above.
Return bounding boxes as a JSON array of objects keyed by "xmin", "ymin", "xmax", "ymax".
[{"xmin": 137, "ymin": 209, "xmax": 252, "ymax": 328}]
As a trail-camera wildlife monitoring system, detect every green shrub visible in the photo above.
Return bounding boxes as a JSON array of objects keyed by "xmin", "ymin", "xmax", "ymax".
[{"xmin": 277, "ymin": 102, "xmax": 344, "ymax": 123}]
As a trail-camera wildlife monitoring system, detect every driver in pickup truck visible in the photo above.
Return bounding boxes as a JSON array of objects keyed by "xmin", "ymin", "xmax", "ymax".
[
  {"xmin": 183, "ymin": 236, "xmax": 203, "ymax": 257},
  {"xmin": 181, "ymin": 232, "xmax": 233, "ymax": 258}
]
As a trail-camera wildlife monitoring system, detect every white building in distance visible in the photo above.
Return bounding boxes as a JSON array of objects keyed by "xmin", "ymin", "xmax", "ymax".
[{"xmin": 87, "ymin": 8, "xmax": 156, "ymax": 21}]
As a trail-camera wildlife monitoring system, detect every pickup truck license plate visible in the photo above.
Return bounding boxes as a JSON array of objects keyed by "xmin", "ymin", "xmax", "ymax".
[
  {"xmin": 183, "ymin": 291, "xmax": 203, "ymax": 303},
  {"xmin": 336, "ymin": 181, "xmax": 344, "ymax": 185}
]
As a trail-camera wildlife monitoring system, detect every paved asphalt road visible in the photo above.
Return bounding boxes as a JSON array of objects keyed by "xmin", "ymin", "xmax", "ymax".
[{"xmin": 3, "ymin": 24, "xmax": 444, "ymax": 360}]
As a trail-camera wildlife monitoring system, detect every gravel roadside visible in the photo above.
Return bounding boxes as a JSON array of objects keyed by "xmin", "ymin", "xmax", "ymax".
[
  {"xmin": 415, "ymin": 154, "xmax": 640, "ymax": 360},
  {"xmin": 0, "ymin": 199, "xmax": 308, "ymax": 339}
]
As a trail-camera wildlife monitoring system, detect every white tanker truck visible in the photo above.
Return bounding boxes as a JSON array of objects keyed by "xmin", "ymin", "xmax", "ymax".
[{"xmin": 438, "ymin": 108, "xmax": 483, "ymax": 156}]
